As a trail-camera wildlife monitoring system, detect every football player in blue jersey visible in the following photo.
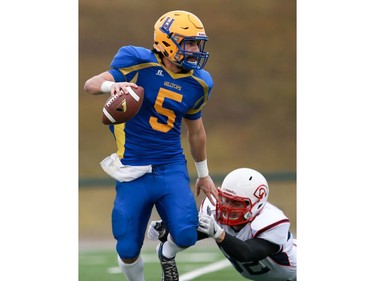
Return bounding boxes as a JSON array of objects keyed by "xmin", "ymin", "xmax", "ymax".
[{"xmin": 84, "ymin": 10, "xmax": 218, "ymax": 281}]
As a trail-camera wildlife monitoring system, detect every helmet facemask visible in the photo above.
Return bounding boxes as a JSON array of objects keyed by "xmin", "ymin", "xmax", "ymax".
[
  {"xmin": 216, "ymin": 187, "xmax": 267, "ymax": 226},
  {"xmin": 175, "ymin": 37, "xmax": 209, "ymax": 70}
]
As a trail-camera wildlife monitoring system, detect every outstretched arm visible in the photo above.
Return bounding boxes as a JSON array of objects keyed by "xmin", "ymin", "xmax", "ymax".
[
  {"xmin": 184, "ymin": 118, "xmax": 218, "ymax": 205},
  {"xmin": 219, "ymin": 234, "xmax": 280, "ymax": 262},
  {"xmin": 198, "ymin": 213, "xmax": 280, "ymax": 262}
]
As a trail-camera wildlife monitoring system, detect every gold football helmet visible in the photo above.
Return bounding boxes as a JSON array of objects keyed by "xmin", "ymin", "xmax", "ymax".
[{"xmin": 153, "ymin": 10, "xmax": 209, "ymax": 70}]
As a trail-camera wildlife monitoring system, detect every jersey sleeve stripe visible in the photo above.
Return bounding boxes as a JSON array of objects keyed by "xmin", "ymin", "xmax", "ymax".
[{"xmin": 253, "ymin": 218, "xmax": 290, "ymax": 238}]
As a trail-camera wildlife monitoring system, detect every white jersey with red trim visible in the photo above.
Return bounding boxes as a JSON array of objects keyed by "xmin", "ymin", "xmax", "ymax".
[{"xmin": 200, "ymin": 199, "xmax": 297, "ymax": 281}]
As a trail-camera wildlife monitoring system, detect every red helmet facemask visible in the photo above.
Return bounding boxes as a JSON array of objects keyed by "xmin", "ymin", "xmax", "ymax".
[{"xmin": 215, "ymin": 188, "xmax": 266, "ymax": 226}]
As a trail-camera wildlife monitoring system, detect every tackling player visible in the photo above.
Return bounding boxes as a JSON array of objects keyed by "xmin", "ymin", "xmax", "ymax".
[
  {"xmin": 84, "ymin": 10, "xmax": 217, "ymax": 281},
  {"xmin": 148, "ymin": 168, "xmax": 297, "ymax": 281}
]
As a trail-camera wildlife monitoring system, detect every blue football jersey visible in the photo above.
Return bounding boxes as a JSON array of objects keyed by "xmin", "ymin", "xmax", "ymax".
[{"xmin": 106, "ymin": 46, "xmax": 214, "ymax": 166}]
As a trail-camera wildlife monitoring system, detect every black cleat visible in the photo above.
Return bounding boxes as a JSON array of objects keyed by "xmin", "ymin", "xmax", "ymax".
[{"xmin": 156, "ymin": 243, "xmax": 179, "ymax": 281}]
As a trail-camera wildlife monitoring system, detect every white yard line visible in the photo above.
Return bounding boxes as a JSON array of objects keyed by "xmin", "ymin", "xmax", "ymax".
[
  {"xmin": 179, "ymin": 259, "xmax": 231, "ymax": 281},
  {"xmin": 106, "ymin": 252, "xmax": 232, "ymax": 279}
]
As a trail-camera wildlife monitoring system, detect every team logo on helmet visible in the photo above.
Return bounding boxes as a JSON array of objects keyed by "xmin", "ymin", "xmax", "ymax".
[{"xmin": 254, "ymin": 185, "xmax": 268, "ymax": 200}]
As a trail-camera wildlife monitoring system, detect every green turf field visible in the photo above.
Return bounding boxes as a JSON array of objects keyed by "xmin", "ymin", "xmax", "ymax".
[
  {"xmin": 79, "ymin": 181, "xmax": 295, "ymax": 281},
  {"xmin": 79, "ymin": 243, "xmax": 247, "ymax": 281}
]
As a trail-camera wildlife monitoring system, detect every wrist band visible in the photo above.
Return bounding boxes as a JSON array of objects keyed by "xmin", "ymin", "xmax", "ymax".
[
  {"xmin": 101, "ymin": 81, "xmax": 115, "ymax": 93},
  {"xmin": 195, "ymin": 159, "xmax": 209, "ymax": 178}
]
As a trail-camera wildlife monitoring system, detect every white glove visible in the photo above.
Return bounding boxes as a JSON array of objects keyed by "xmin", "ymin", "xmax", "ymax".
[
  {"xmin": 147, "ymin": 220, "xmax": 166, "ymax": 241},
  {"xmin": 198, "ymin": 213, "xmax": 224, "ymax": 240}
]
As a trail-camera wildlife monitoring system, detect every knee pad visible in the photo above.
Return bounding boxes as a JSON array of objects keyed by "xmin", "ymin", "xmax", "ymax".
[
  {"xmin": 116, "ymin": 238, "xmax": 142, "ymax": 259},
  {"xmin": 170, "ymin": 225, "xmax": 197, "ymax": 247}
]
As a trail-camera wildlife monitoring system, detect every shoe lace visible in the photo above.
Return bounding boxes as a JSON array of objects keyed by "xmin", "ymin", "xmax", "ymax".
[{"xmin": 161, "ymin": 257, "xmax": 179, "ymax": 280}]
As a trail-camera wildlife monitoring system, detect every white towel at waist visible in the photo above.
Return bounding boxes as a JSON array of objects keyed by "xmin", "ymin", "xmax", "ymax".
[{"xmin": 100, "ymin": 153, "xmax": 152, "ymax": 182}]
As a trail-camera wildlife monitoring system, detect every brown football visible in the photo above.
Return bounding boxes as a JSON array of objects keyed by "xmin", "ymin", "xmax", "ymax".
[{"xmin": 101, "ymin": 86, "xmax": 144, "ymax": 125}]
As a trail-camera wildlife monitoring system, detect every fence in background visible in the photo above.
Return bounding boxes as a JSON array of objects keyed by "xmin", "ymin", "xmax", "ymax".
[{"xmin": 79, "ymin": 171, "xmax": 296, "ymax": 188}]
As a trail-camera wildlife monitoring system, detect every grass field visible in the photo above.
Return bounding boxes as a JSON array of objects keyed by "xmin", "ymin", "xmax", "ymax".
[
  {"xmin": 79, "ymin": 180, "xmax": 295, "ymax": 281},
  {"xmin": 79, "ymin": 241, "xmax": 244, "ymax": 281}
]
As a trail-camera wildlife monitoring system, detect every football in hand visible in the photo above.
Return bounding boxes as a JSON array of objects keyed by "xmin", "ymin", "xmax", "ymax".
[{"xmin": 101, "ymin": 86, "xmax": 144, "ymax": 125}]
